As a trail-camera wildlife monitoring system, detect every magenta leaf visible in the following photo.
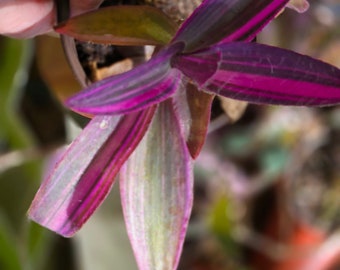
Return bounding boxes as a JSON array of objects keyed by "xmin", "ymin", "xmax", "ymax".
[
  {"xmin": 66, "ymin": 43, "xmax": 184, "ymax": 115},
  {"xmin": 28, "ymin": 107, "xmax": 155, "ymax": 237},
  {"xmin": 173, "ymin": 42, "xmax": 340, "ymax": 106},
  {"xmin": 120, "ymin": 100, "xmax": 193, "ymax": 270},
  {"xmin": 172, "ymin": 0, "xmax": 289, "ymax": 52}
]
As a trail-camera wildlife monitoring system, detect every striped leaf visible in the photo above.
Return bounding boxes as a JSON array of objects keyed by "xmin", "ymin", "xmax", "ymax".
[
  {"xmin": 120, "ymin": 101, "xmax": 193, "ymax": 270},
  {"xmin": 28, "ymin": 107, "xmax": 155, "ymax": 237},
  {"xmin": 67, "ymin": 43, "xmax": 183, "ymax": 115},
  {"xmin": 173, "ymin": 42, "xmax": 340, "ymax": 106},
  {"xmin": 172, "ymin": 0, "xmax": 289, "ymax": 52}
]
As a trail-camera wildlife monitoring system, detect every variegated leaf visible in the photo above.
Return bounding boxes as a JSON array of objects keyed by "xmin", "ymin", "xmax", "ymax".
[
  {"xmin": 120, "ymin": 100, "xmax": 193, "ymax": 270},
  {"xmin": 29, "ymin": 107, "xmax": 155, "ymax": 237}
]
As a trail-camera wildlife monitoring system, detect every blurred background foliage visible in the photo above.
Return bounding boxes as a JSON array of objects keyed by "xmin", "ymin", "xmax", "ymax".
[{"xmin": 0, "ymin": 0, "xmax": 339, "ymax": 269}]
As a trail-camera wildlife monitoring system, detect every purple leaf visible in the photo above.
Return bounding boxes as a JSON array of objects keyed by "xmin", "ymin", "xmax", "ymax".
[
  {"xmin": 120, "ymin": 100, "xmax": 193, "ymax": 270},
  {"xmin": 66, "ymin": 43, "xmax": 184, "ymax": 115},
  {"xmin": 172, "ymin": 42, "xmax": 340, "ymax": 106},
  {"xmin": 28, "ymin": 107, "xmax": 155, "ymax": 237},
  {"xmin": 172, "ymin": 0, "xmax": 289, "ymax": 52}
]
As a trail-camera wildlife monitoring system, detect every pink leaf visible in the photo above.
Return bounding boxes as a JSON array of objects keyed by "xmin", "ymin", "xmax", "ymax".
[{"xmin": 29, "ymin": 107, "xmax": 155, "ymax": 237}]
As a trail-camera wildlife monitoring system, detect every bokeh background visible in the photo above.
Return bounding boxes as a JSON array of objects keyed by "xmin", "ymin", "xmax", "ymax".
[{"xmin": 0, "ymin": 0, "xmax": 339, "ymax": 269}]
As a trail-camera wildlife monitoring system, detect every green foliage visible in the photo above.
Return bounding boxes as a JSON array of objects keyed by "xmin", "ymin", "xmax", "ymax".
[
  {"xmin": 0, "ymin": 36, "xmax": 65, "ymax": 270},
  {"xmin": 0, "ymin": 38, "xmax": 33, "ymax": 148},
  {"xmin": 56, "ymin": 5, "xmax": 177, "ymax": 46},
  {"xmin": 0, "ymin": 213, "xmax": 22, "ymax": 270}
]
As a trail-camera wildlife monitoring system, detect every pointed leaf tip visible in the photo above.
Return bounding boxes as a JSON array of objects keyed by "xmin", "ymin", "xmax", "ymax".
[
  {"xmin": 173, "ymin": 82, "xmax": 214, "ymax": 159},
  {"xmin": 29, "ymin": 108, "xmax": 155, "ymax": 237},
  {"xmin": 56, "ymin": 5, "xmax": 177, "ymax": 46},
  {"xmin": 120, "ymin": 100, "xmax": 193, "ymax": 270},
  {"xmin": 174, "ymin": 42, "xmax": 340, "ymax": 107},
  {"xmin": 172, "ymin": 0, "xmax": 290, "ymax": 52},
  {"xmin": 67, "ymin": 43, "xmax": 184, "ymax": 115}
]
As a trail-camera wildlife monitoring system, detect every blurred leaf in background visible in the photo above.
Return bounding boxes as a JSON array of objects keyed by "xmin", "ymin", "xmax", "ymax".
[{"xmin": 0, "ymin": 35, "xmax": 77, "ymax": 270}]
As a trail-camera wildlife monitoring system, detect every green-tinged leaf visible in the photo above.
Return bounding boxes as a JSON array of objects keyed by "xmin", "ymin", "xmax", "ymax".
[
  {"xmin": 209, "ymin": 197, "xmax": 233, "ymax": 236},
  {"xmin": 56, "ymin": 5, "xmax": 177, "ymax": 46},
  {"xmin": 0, "ymin": 212, "xmax": 22, "ymax": 270},
  {"xmin": 208, "ymin": 196, "xmax": 241, "ymax": 258},
  {"xmin": 0, "ymin": 159, "xmax": 42, "ymax": 230},
  {"xmin": 26, "ymin": 222, "xmax": 56, "ymax": 270},
  {"xmin": 120, "ymin": 100, "xmax": 193, "ymax": 270},
  {"xmin": 0, "ymin": 37, "xmax": 33, "ymax": 148}
]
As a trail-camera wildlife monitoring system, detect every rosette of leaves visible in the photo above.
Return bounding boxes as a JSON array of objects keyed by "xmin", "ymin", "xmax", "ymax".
[{"xmin": 29, "ymin": 1, "xmax": 340, "ymax": 270}]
